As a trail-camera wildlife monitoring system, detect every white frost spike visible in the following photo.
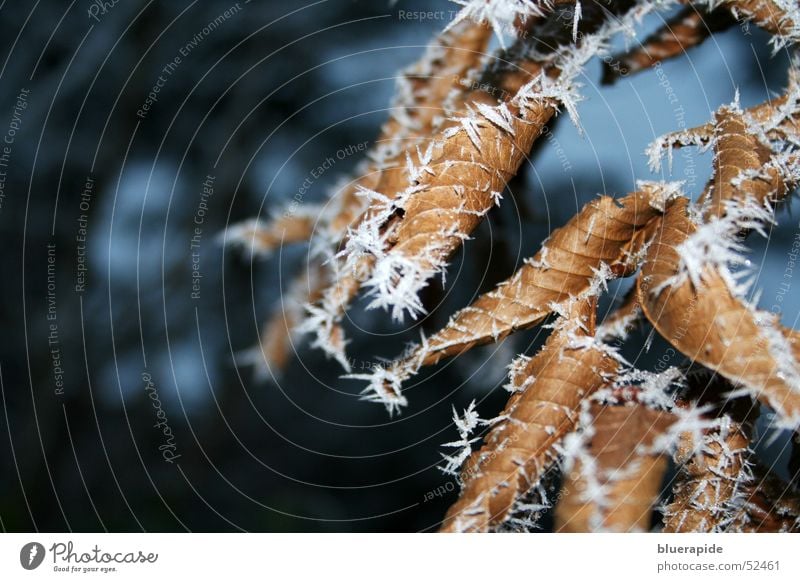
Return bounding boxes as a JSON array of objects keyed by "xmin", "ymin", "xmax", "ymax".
[
  {"xmin": 363, "ymin": 252, "xmax": 430, "ymax": 321},
  {"xmin": 346, "ymin": 365, "xmax": 409, "ymax": 416},
  {"xmin": 444, "ymin": 109, "xmax": 484, "ymax": 150},
  {"xmin": 636, "ymin": 179, "xmax": 685, "ymax": 212},
  {"xmin": 443, "ymin": 101, "xmax": 518, "ymax": 151},
  {"xmin": 651, "ymin": 403, "xmax": 715, "ymax": 456},
  {"xmin": 558, "ymin": 398, "xmax": 596, "ymax": 476},
  {"xmin": 646, "ymin": 127, "xmax": 714, "ymax": 173},
  {"xmin": 296, "ymin": 302, "xmax": 351, "ymax": 372},
  {"xmin": 504, "ymin": 353, "xmax": 533, "ymax": 393},
  {"xmin": 446, "ymin": 0, "xmax": 552, "ymax": 48},
  {"xmin": 609, "ymin": 366, "xmax": 685, "ymax": 410},
  {"xmin": 571, "ymin": 0, "xmax": 582, "ymax": 41},
  {"xmin": 337, "ymin": 186, "xmax": 400, "ymax": 269},
  {"xmin": 406, "ymin": 142, "xmax": 436, "ymax": 183},
  {"xmin": 754, "ymin": 313, "xmax": 800, "ymax": 411},
  {"xmin": 440, "ymin": 400, "xmax": 485, "ymax": 476},
  {"xmin": 348, "ymin": 335, "xmax": 429, "ymax": 414},
  {"xmin": 475, "ymin": 101, "xmax": 516, "ymax": 135},
  {"xmin": 513, "ymin": 70, "xmax": 585, "ymax": 131},
  {"xmin": 389, "ymin": 76, "xmax": 422, "ymax": 132},
  {"xmin": 733, "ymin": 152, "xmax": 800, "ymax": 192},
  {"xmin": 587, "ymin": 262, "xmax": 614, "ymax": 297},
  {"xmin": 759, "ymin": 0, "xmax": 800, "ymax": 52},
  {"xmin": 596, "ymin": 303, "xmax": 641, "ymax": 342},
  {"xmin": 653, "ymin": 197, "xmax": 775, "ymax": 297}
]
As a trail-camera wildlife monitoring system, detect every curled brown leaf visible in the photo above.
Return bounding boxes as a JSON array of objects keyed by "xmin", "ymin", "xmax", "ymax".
[
  {"xmin": 555, "ymin": 403, "xmax": 676, "ymax": 532},
  {"xmin": 637, "ymin": 198, "xmax": 800, "ymax": 426},
  {"xmin": 440, "ymin": 298, "xmax": 620, "ymax": 532}
]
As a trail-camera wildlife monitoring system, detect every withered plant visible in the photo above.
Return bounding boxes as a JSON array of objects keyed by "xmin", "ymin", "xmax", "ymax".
[{"xmin": 225, "ymin": 0, "xmax": 800, "ymax": 532}]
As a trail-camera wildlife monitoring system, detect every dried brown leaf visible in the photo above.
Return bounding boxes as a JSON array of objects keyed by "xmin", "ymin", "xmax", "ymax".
[
  {"xmin": 722, "ymin": 0, "xmax": 800, "ymax": 48},
  {"xmin": 698, "ymin": 106, "xmax": 789, "ymax": 219},
  {"xmin": 344, "ymin": 90, "xmax": 557, "ymax": 323},
  {"xmin": 663, "ymin": 373, "xmax": 759, "ymax": 532},
  {"xmin": 440, "ymin": 298, "xmax": 620, "ymax": 532},
  {"xmin": 242, "ymin": 263, "xmax": 327, "ymax": 375},
  {"xmin": 358, "ymin": 187, "xmax": 668, "ymax": 408},
  {"xmin": 226, "ymin": 214, "xmax": 317, "ymax": 256},
  {"xmin": 637, "ymin": 198, "xmax": 800, "ymax": 426},
  {"xmin": 662, "ymin": 415, "xmax": 752, "ymax": 532},
  {"xmin": 326, "ymin": 20, "xmax": 493, "ymax": 240},
  {"xmin": 555, "ymin": 403, "xmax": 676, "ymax": 532},
  {"xmin": 649, "ymin": 65, "xmax": 800, "ymax": 175}
]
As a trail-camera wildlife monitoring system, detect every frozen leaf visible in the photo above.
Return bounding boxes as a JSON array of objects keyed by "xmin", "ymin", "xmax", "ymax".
[
  {"xmin": 663, "ymin": 377, "xmax": 758, "ymax": 532},
  {"xmin": 698, "ymin": 105, "xmax": 792, "ymax": 219},
  {"xmin": 555, "ymin": 403, "xmax": 676, "ymax": 532},
  {"xmin": 440, "ymin": 298, "xmax": 620, "ymax": 532},
  {"xmin": 318, "ymin": 19, "xmax": 493, "ymax": 252},
  {"xmin": 638, "ymin": 198, "xmax": 800, "ymax": 427},
  {"xmin": 440, "ymin": 401, "xmax": 486, "ymax": 476},
  {"xmin": 718, "ymin": 0, "xmax": 800, "ymax": 52},
  {"xmin": 356, "ymin": 88, "xmax": 559, "ymax": 322},
  {"xmin": 237, "ymin": 264, "xmax": 327, "ymax": 378},
  {"xmin": 358, "ymin": 187, "xmax": 668, "ymax": 409}
]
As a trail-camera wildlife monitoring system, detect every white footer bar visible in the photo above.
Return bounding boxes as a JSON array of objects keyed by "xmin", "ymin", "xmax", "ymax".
[{"xmin": 1, "ymin": 533, "xmax": 797, "ymax": 580}]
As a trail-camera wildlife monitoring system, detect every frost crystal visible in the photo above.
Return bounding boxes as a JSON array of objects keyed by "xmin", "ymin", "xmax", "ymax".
[
  {"xmin": 447, "ymin": 0, "xmax": 553, "ymax": 48},
  {"xmin": 651, "ymin": 403, "xmax": 715, "ymax": 456},
  {"xmin": 752, "ymin": 312, "xmax": 800, "ymax": 427},
  {"xmin": 440, "ymin": 400, "xmax": 485, "ymax": 475},
  {"xmin": 637, "ymin": 179, "xmax": 685, "ymax": 211},
  {"xmin": 346, "ymin": 364, "xmax": 409, "ymax": 416},
  {"xmin": 653, "ymin": 197, "xmax": 775, "ymax": 297},
  {"xmin": 712, "ymin": 0, "xmax": 800, "ymax": 53},
  {"xmin": 646, "ymin": 127, "xmax": 713, "ymax": 173},
  {"xmin": 596, "ymin": 303, "xmax": 641, "ymax": 342},
  {"xmin": 296, "ymin": 302, "xmax": 351, "ymax": 372},
  {"xmin": 363, "ymin": 252, "xmax": 431, "ymax": 321},
  {"xmin": 504, "ymin": 353, "xmax": 533, "ymax": 393},
  {"xmin": 513, "ymin": 71, "xmax": 585, "ymax": 130},
  {"xmin": 444, "ymin": 102, "xmax": 516, "ymax": 150},
  {"xmin": 606, "ymin": 366, "xmax": 684, "ymax": 410}
]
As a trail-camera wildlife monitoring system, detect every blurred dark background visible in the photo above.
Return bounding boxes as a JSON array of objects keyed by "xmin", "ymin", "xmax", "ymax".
[{"xmin": 0, "ymin": 0, "xmax": 797, "ymax": 532}]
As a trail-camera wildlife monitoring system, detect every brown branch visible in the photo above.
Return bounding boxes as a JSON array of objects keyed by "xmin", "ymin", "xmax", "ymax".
[{"xmin": 602, "ymin": 6, "xmax": 735, "ymax": 84}]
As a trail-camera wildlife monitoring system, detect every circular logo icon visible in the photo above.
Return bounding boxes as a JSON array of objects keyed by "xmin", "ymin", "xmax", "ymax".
[{"xmin": 20, "ymin": 542, "xmax": 45, "ymax": 570}]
